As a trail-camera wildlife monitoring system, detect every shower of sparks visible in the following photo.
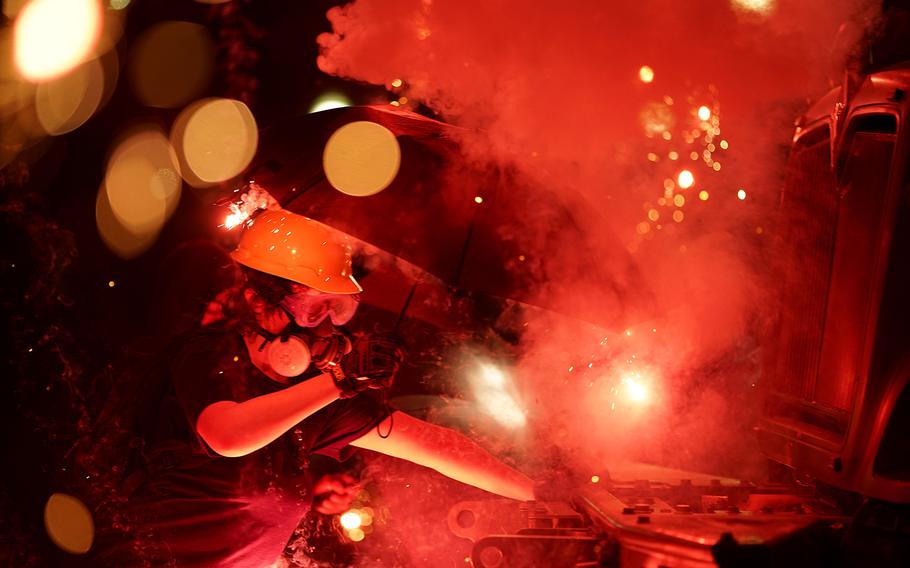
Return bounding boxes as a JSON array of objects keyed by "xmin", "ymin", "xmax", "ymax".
[{"xmin": 634, "ymin": 85, "xmax": 740, "ymax": 237}]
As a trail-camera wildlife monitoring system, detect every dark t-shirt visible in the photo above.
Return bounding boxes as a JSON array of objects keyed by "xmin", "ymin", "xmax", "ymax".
[{"xmin": 102, "ymin": 325, "xmax": 387, "ymax": 567}]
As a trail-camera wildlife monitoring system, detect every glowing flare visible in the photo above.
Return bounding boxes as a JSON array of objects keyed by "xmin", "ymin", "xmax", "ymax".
[
  {"xmin": 698, "ymin": 190, "xmax": 709, "ymax": 201},
  {"xmin": 638, "ymin": 65, "xmax": 654, "ymax": 84},
  {"xmin": 732, "ymin": 0, "xmax": 774, "ymax": 14},
  {"xmin": 480, "ymin": 364, "xmax": 506, "ymax": 388},
  {"xmin": 44, "ymin": 493, "xmax": 94, "ymax": 554},
  {"xmin": 309, "ymin": 91, "xmax": 352, "ymax": 113},
  {"xmin": 340, "ymin": 511, "xmax": 362, "ymax": 530},
  {"xmin": 623, "ymin": 377, "xmax": 648, "ymax": 403},
  {"xmin": 324, "ymin": 121, "xmax": 401, "ymax": 197},
  {"xmin": 677, "ymin": 170, "xmax": 694, "ymax": 189},
  {"xmin": 14, "ymin": 0, "xmax": 103, "ymax": 81},
  {"xmin": 697, "ymin": 105, "xmax": 711, "ymax": 121},
  {"xmin": 391, "ymin": 78, "xmax": 403, "ymax": 88},
  {"xmin": 474, "ymin": 196, "xmax": 483, "ymax": 204},
  {"xmin": 591, "ymin": 475, "xmax": 600, "ymax": 483},
  {"xmin": 737, "ymin": 188, "xmax": 747, "ymax": 200},
  {"xmin": 173, "ymin": 98, "xmax": 258, "ymax": 186},
  {"xmin": 471, "ymin": 362, "xmax": 526, "ymax": 428},
  {"xmin": 348, "ymin": 528, "xmax": 365, "ymax": 542},
  {"xmin": 720, "ymin": 140, "xmax": 729, "ymax": 149}
]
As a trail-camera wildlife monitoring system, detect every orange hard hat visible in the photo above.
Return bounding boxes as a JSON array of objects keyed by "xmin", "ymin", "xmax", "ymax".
[{"xmin": 230, "ymin": 209, "xmax": 362, "ymax": 294}]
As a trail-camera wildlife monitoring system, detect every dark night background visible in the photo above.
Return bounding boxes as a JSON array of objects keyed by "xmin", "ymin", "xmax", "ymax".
[{"xmin": 0, "ymin": 1, "xmax": 395, "ymax": 564}]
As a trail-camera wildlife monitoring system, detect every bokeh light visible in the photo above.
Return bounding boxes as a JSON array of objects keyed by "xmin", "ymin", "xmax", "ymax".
[
  {"xmin": 323, "ymin": 121, "xmax": 401, "ymax": 197},
  {"xmin": 98, "ymin": 126, "xmax": 181, "ymax": 258},
  {"xmin": 737, "ymin": 188, "xmax": 747, "ymax": 200},
  {"xmin": 44, "ymin": 493, "xmax": 94, "ymax": 554},
  {"xmin": 591, "ymin": 475, "xmax": 601, "ymax": 483},
  {"xmin": 340, "ymin": 510, "xmax": 363, "ymax": 530},
  {"xmin": 14, "ymin": 0, "xmax": 103, "ymax": 81},
  {"xmin": 309, "ymin": 91, "xmax": 352, "ymax": 113},
  {"xmin": 677, "ymin": 170, "xmax": 694, "ymax": 189},
  {"xmin": 96, "ymin": 185, "xmax": 159, "ymax": 259},
  {"xmin": 172, "ymin": 98, "xmax": 258, "ymax": 186},
  {"xmin": 640, "ymin": 101, "xmax": 673, "ymax": 135},
  {"xmin": 699, "ymin": 190, "xmax": 710, "ymax": 201},
  {"xmin": 638, "ymin": 65, "xmax": 654, "ymax": 84},
  {"xmin": 697, "ymin": 105, "xmax": 711, "ymax": 121},
  {"xmin": 348, "ymin": 527, "xmax": 365, "ymax": 542},
  {"xmin": 35, "ymin": 58, "xmax": 104, "ymax": 135},
  {"xmin": 128, "ymin": 21, "xmax": 214, "ymax": 108}
]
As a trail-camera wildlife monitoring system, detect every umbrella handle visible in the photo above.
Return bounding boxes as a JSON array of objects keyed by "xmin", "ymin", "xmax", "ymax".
[{"xmin": 392, "ymin": 281, "xmax": 420, "ymax": 333}]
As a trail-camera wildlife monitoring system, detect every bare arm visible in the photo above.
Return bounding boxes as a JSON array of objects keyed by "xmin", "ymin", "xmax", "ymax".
[
  {"xmin": 196, "ymin": 373, "xmax": 339, "ymax": 457},
  {"xmin": 351, "ymin": 411, "xmax": 535, "ymax": 501}
]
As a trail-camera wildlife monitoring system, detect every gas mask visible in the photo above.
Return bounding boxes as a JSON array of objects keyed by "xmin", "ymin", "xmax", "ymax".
[
  {"xmin": 257, "ymin": 317, "xmax": 353, "ymax": 379},
  {"xmin": 280, "ymin": 289, "xmax": 360, "ymax": 328}
]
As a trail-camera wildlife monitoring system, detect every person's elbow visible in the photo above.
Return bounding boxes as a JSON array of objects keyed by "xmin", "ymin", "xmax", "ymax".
[{"xmin": 196, "ymin": 401, "xmax": 251, "ymax": 458}]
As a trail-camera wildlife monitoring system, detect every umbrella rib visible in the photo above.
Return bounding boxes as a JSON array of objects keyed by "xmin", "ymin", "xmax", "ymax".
[{"xmin": 281, "ymin": 172, "xmax": 327, "ymax": 208}]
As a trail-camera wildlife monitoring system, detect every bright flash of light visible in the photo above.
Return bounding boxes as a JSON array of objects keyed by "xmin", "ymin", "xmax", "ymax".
[
  {"xmin": 309, "ymin": 91, "xmax": 352, "ymax": 113},
  {"xmin": 732, "ymin": 0, "xmax": 774, "ymax": 15},
  {"xmin": 737, "ymin": 188, "xmax": 747, "ymax": 200},
  {"xmin": 340, "ymin": 511, "xmax": 362, "ymax": 530},
  {"xmin": 638, "ymin": 65, "xmax": 654, "ymax": 84},
  {"xmin": 14, "ymin": 0, "xmax": 103, "ymax": 81},
  {"xmin": 622, "ymin": 376, "xmax": 649, "ymax": 403},
  {"xmin": 479, "ymin": 363, "xmax": 506, "ymax": 389},
  {"xmin": 471, "ymin": 363, "xmax": 527, "ymax": 428},
  {"xmin": 697, "ymin": 105, "xmax": 711, "ymax": 121},
  {"xmin": 677, "ymin": 170, "xmax": 694, "ymax": 189}
]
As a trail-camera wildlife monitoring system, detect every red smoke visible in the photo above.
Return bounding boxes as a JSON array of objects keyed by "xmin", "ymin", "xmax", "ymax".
[{"xmin": 315, "ymin": 0, "xmax": 879, "ymax": 488}]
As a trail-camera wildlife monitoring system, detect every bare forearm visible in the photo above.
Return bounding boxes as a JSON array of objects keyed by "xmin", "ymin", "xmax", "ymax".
[
  {"xmin": 425, "ymin": 428, "xmax": 535, "ymax": 501},
  {"xmin": 197, "ymin": 373, "xmax": 339, "ymax": 457},
  {"xmin": 352, "ymin": 412, "xmax": 535, "ymax": 501}
]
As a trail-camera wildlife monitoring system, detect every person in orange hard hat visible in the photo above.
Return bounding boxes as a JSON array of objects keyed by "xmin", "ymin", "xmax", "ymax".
[{"xmin": 98, "ymin": 207, "xmax": 535, "ymax": 567}]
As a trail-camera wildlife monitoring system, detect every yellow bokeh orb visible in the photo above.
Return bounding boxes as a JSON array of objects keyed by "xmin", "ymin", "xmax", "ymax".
[
  {"xmin": 128, "ymin": 21, "xmax": 214, "ymax": 109},
  {"xmin": 44, "ymin": 493, "xmax": 94, "ymax": 554},
  {"xmin": 14, "ymin": 0, "xmax": 102, "ymax": 81},
  {"xmin": 172, "ymin": 98, "xmax": 258, "ymax": 186},
  {"xmin": 323, "ymin": 121, "xmax": 401, "ymax": 197},
  {"xmin": 35, "ymin": 58, "xmax": 104, "ymax": 135}
]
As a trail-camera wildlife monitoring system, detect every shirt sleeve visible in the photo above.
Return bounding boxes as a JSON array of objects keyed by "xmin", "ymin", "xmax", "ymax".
[
  {"xmin": 171, "ymin": 332, "xmax": 249, "ymax": 432},
  {"xmin": 306, "ymin": 393, "xmax": 391, "ymax": 461}
]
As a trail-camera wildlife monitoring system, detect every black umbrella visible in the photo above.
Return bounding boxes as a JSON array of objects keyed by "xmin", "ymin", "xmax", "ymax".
[{"xmin": 236, "ymin": 105, "xmax": 657, "ymax": 331}]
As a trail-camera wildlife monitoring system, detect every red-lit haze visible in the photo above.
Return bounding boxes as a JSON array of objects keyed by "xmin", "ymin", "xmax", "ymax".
[{"xmin": 316, "ymin": 0, "xmax": 878, "ymax": 487}]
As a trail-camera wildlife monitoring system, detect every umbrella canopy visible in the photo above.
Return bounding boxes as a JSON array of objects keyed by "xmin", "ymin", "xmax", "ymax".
[{"xmin": 236, "ymin": 105, "xmax": 657, "ymax": 330}]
